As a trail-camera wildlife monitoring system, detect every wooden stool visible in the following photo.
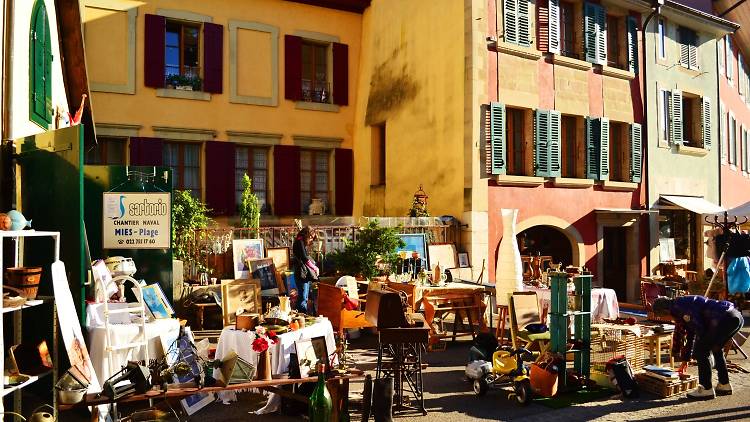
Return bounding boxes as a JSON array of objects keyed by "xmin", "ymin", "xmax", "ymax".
[
  {"xmin": 495, "ymin": 304, "xmax": 509, "ymax": 346},
  {"xmin": 644, "ymin": 333, "xmax": 674, "ymax": 368}
]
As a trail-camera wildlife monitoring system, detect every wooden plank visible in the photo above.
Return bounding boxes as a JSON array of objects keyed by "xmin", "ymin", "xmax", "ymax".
[{"xmin": 58, "ymin": 371, "xmax": 364, "ymax": 410}]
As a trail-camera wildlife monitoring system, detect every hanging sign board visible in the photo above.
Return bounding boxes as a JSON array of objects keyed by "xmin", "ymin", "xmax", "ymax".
[{"xmin": 102, "ymin": 192, "xmax": 171, "ymax": 249}]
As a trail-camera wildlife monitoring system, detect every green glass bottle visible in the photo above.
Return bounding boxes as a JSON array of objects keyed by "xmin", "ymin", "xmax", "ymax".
[{"xmin": 309, "ymin": 362, "xmax": 332, "ymax": 422}]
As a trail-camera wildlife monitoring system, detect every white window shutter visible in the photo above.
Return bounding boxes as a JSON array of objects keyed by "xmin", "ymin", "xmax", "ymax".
[
  {"xmin": 548, "ymin": 0, "xmax": 560, "ymax": 55},
  {"xmin": 671, "ymin": 89, "xmax": 683, "ymax": 145},
  {"xmin": 702, "ymin": 96, "xmax": 711, "ymax": 150},
  {"xmin": 596, "ymin": 4, "xmax": 607, "ymax": 65}
]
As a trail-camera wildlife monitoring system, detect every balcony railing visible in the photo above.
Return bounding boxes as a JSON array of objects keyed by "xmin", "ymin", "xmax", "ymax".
[
  {"xmin": 164, "ymin": 66, "xmax": 202, "ymax": 90},
  {"xmin": 301, "ymin": 79, "xmax": 330, "ymax": 103}
]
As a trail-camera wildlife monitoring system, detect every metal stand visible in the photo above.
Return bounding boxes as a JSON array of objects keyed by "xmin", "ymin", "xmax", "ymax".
[{"xmin": 375, "ymin": 328, "xmax": 428, "ymax": 416}]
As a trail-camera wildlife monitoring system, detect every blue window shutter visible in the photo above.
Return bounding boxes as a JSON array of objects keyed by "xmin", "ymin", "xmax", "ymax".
[
  {"xmin": 504, "ymin": 0, "xmax": 518, "ymax": 45},
  {"xmin": 535, "ymin": 110, "xmax": 551, "ymax": 177},
  {"xmin": 630, "ymin": 123, "xmax": 642, "ymax": 183},
  {"xmin": 671, "ymin": 89, "xmax": 683, "ymax": 145},
  {"xmin": 518, "ymin": 0, "xmax": 531, "ymax": 47},
  {"xmin": 584, "ymin": 3, "xmax": 598, "ymax": 64},
  {"xmin": 549, "ymin": 111, "xmax": 561, "ymax": 177},
  {"xmin": 702, "ymin": 96, "xmax": 712, "ymax": 150},
  {"xmin": 627, "ymin": 16, "xmax": 638, "ymax": 73},
  {"xmin": 599, "ymin": 117, "xmax": 610, "ymax": 180},
  {"xmin": 548, "ymin": 0, "xmax": 561, "ymax": 54},
  {"xmin": 585, "ymin": 117, "xmax": 599, "ymax": 180},
  {"xmin": 489, "ymin": 103, "xmax": 506, "ymax": 175}
]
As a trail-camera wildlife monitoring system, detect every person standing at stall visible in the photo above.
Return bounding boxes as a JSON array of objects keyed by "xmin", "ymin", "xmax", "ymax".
[
  {"xmin": 293, "ymin": 226, "xmax": 319, "ymax": 314},
  {"xmin": 652, "ymin": 295, "xmax": 744, "ymax": 399}
]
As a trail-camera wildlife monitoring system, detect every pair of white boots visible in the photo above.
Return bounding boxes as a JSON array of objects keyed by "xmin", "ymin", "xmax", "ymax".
[{"xmin": 687, "ymin": 382, "xmax": 732, "ymax": 400}]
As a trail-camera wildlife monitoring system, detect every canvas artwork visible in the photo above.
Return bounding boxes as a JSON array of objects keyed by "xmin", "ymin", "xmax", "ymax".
[
  {"xmin": 221, "ymin": 279, "xmax": 262, "ymax": 326},
  {"xmin": 266, "ymin": 247, "xmax": 291, "ymax": 273},
  {"xmin": 52, "ymin": 261, "xmax": 100, "ymax": 392},
  {"xmin": 246, "ymin": 257, "xmax": 284, "ymax": 293},
  {"xmin": 136, "ymin": 283, "xmax": 173, "ymax": 319},
  {"xmin": 458, "ymin": 252, "xmax": 470, "ymax": 268},
  {"xmin": 397, "ymin": 233, "xmax": 430, "ymax": 268},
  {"xmin": 232, "ymin": 238, "xmax": 265, "ymax": 279},
  {"xmin": 174, "ymin": 328, "xmax": 215, "ymax": 415}
]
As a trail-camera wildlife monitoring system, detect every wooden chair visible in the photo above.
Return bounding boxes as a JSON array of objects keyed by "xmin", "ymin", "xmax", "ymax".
[
  {"xmin": 317, "ymin": 283, "xmax": 373, "ymax": 337},
  {"xmin": 508, "ymin": 292, "xmax": 550, "ymax": 360},
  {"xmin": 640, "ymin": 280, "xmax": 672, "ymax": 322}
]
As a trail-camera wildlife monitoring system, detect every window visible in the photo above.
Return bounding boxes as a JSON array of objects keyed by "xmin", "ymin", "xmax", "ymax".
[
  {"xmin": 371, "ymin": 123, "xmax": 386, "ymax": 186},
  {"xmin": 164, "ymin": 20, "xmax": 201, "ymax": 90},
  {"xmin": 660, "ymin": 89, "xmax": 671, "ymax": 141},
  {"xmin": 30, "ymin": 0, "xmax": 52, "ymax": 127},
  {"xmin": 235, "ymin": 146, "xmax": 268, "ymax": 213},
  {"xmin": 561, "ymin": 115, "xmax": 578, "ymax": 178},
  {"xmin": 681, "ymin": 96, "xmax": 700, "ymax": 147},
  {"xmin": 609, "ymin": 122, "xmax": 626, "ymax": 181},
  {"xmin": 678, "ymin": 27, "xmax": 699, "ymax": 70},
  {"xmin": 658, "ymin": 19, "xmax": 666, "ymax": 60},
  {"xmin": 720, "ymin": 103, "xmax": 727, "ymax": 163},
  {"xmin": 559, "ymin": 1, "xmax": 577, "ymax": 59},
  {"xmin": 742, "ymin": 128, "xmax": 748, "ymax": 172},
  {"xmin": 606, "ymin": 15, "xmax": 624, "ymax": 69},
  {"xmin": 300, "ymin": 150, "xmax": 329, "ymax": 214},
  {"xmin": 730, "ymin": 114, "xmax": 737, "ymax": 165},
  {"xmin": 301, "ymin": 41, "xmax": 330, "ymax": 103},
  {"xmin": 163, "ymin": 142, "xmax": 201, "ymax": 198},
  {"xmin": 85, "ymin": 137, "xmax": 126, "ymax": 165},
  {"xmin": 659, "ymin": 209, "xmax": 696, "ymax": 270},
  {"xmin": 506, "ymin": 108, "xmax": 527, "ymax": 176},
  {"xmin": 504, "ymin": 0, "xmax": 531, "ymax": 47},
  {"xmin": 726, "ymin": 35, "xmax": 734, "ymax": 82}
]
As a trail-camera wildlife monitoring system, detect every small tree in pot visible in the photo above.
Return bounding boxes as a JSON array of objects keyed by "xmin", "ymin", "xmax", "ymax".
[
  {"xmin": 238, "ymin": 174, "xmax": 261, "ymax": 235},
  {"xmin": 328, "ymin": 220, "xmax": 405, "ymax": 280},
  {"xmin": 172, "ymin": 190, "xmax": 212, "ymax": 278}
]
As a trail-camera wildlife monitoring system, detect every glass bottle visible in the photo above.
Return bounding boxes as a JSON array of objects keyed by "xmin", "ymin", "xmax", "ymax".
[{"xmin": 309, "ymin": 362, "xmax": 332, "ymax": 422}]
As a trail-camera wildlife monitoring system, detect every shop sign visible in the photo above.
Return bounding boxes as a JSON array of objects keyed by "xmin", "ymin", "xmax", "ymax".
[{"xmin": 103, "ymin": 192, "xmax": 170, "ymax": 249}]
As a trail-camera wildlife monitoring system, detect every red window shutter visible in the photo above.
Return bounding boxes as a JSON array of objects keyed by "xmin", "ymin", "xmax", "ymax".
[
  {"xmin": 129, "ymin": 137, "xmax": 163, "ymax": 166},
  {"xmin": 144, "ymin": 14, "xmax": 166, "ymax": 88},
  {"xmin": 334, "ymin": 148, "xmax": 353, "ymax": 215},
  {"xmin": 332, "ymin": 42, "xmax": 349, "ymax": 106},
  {"xmin": 284, "ymin": 35, "xmax": 303, "ymax": 101},
  {"xmin": 203, "ymin": 23, "xmax": 223, "ymax": 93},
  {"xmin": 537, "ymin": 0, "xmax": 550, "ymax": 53},
  {"xmin": 273, "ymin": 145, "xmax": 301, "ymax": 215},
  {"xmin": 205, "ymin": 141, "xmax": 235, "ymax": 215}
]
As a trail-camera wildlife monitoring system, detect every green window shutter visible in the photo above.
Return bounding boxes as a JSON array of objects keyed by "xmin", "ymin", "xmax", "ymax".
[
  {"xmin": 584, "ymin": 3, "xmax": 598, "ymax": 64},
  {"xmin": 489, "ymin": 103, "xmax": 507, "ymax": 175},
  {"xmin": 549, "ymin": 111, "xmax": 561, "ymax": 177},
  {"xmin": 504, "ymin": 0, "xmax": 518, "ymax": 45},
  {"xmin": 702, "ymin": 96, "xmax": 712, "ymax": 150},
  {"xmin": 670, "ymin": 89, "xmax": 683, "ymax": 145},
  {"xmin": 630, "ymin": 123, "xmax": 642, "ymax": 183},
  {"xmin": 585, "ymin": 117, "xmax": 599, "ymax": 180},
  {"xmin": 535, "ymin": 110, "xmax": 551, "ymax": 177},
  {"xmin": 596, "ymin": 4, "xmax": 607, "ymax": 65},
  {"xmin": 518, "ymin": 0, "xmax": 531, "ymax": 47},
  {"xmin": 627, "ymin": 16, "xmax": 638, "ymax": 73},
  {"xmin": 548, "ymin": 0, "xmax": 560, "ymax": 54},
  {"xmin": 29, "ymin": 0, "xmax": 51, "ymax": 126},
  {"xmin": 599, "ymin": 117, "xmax": 610, "ymax": 180}
]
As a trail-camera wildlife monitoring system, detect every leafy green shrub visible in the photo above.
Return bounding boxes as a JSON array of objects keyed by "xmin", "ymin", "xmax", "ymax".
[
  {"xmin": 172, "ymin": 190, "xmax": 212, "ymax": 264},
  {"xmin": 328, "ymin": 220, "xmax": 405, "ymax": 279},
  {"xmin": 239, "ymin": 174, "xmax": 260, "ymax": 233}
]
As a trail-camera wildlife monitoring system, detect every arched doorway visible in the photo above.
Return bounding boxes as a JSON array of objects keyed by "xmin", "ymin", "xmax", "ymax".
[{"xmin": 517, "ymin": 225, "xmax": 574, "ymax": 269}]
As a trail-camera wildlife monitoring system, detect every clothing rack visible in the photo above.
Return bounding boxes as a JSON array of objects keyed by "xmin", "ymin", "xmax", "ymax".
[{"xmin": 704, "ymin": 212, "xmax": 749, "ymax": 360}]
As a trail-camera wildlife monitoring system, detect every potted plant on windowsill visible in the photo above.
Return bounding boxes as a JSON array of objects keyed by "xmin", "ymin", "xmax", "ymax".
[{"xmin": 165, "ymin": 74, "xmax": 202, "ymax": 91}]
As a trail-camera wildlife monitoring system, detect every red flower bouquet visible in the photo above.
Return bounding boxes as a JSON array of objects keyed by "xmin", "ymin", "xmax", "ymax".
[{"xmin": 252, "ymin": 326, "xmax": 279, "ymax": 353}]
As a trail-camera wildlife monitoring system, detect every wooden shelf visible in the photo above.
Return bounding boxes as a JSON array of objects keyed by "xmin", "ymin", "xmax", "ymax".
[
  {"xmin": 2, "ymin": 370, "xmax": 52, "ymax": 397},
  {"xmin": 2, "ymin": 296, "xmax": 53, "ymax": 315}
]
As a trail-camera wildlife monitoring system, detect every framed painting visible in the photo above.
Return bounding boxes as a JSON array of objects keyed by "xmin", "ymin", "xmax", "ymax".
[
  {"xmin": 458, "ymin": 252, "xmax": 470, "ymax": 268},
  {"xmin": 232, "ymin": 238, "xmax": 265, "ymax": 279},
  {"xmin": 135, "ymin": 283, "xmax": 173, "ymax": 319},
  {"xmin": 221, "ymin": 279, "xmax": 262, "ymax": 326},
  {"xmin": 397, "ymin": 233, "xmax": 430, "ymax": 268},
  {"xmin": 266, "ymin": 247, "xmax": 291, "ymax": 273},
  {"xmin": 173, "ymin": 328, "xmax": 215, "ymax": 415},
  {"xmin": 246, "ymin": 258, "xmax": 285, "ymax": 294}
]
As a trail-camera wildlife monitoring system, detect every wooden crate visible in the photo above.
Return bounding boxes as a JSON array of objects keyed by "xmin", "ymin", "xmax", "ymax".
[{"xmin": 634, "ymin": 372, "xmax": 698, "ymax": 398}]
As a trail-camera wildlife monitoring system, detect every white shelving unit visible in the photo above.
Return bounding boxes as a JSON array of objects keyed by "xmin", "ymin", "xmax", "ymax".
[{"xmin": 0, "ymin": 230, "xmax": 60, "ymax": 419}]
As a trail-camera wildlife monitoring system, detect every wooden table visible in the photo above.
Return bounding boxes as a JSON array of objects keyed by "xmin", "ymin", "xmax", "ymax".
[
  {"xmin": 421, "ymin": 287, "xmax": 486, "ymax": 344},
  {"xmin": 58, "ymin": 371, "xmax": 364, "ymax": 422}
]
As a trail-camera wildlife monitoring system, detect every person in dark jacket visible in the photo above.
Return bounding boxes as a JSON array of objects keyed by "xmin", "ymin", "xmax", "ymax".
[
  {"xmin": 653, "ymin": 295, "xmax": 744, "ymax": 399},
  {"xmin": 293, "ymin": 226, "xmax": 319, "ymax": 314}
]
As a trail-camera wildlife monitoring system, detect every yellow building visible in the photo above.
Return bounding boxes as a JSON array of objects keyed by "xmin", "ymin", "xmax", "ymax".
[{"xmin": 83, "ymin": 0, "xmax": 366, "ymax": 222}]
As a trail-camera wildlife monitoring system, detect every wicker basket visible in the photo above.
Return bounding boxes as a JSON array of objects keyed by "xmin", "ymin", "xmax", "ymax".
[{"xmin": 5, "ymin": 267, "xmax": 42, "ymax": 299}]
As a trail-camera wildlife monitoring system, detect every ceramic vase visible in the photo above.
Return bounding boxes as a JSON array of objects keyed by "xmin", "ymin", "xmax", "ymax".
[
  {"xmin": 257, "ymin": 349, "xmax": 272, "ymax": 381},
  {"xmin": 495, "ymin": 209, "xmax": 524, "ymax": 306}
]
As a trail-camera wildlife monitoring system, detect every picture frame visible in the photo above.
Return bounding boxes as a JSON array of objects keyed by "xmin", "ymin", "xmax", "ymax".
[
  {"xmin": 232, "ymin": 238, "xmax": 265, "ymax": 279},
  {"xmin": 135, "ymin": 283, "xmax": 173, "ymax": 319},
  {"xmin": 457, "ymin": 252, "xmax": 470, "ymax": 268},
  {"xmin": 221, "ymin": 279, "xmax": 262, "ymax": 326},
  {"xmin": 396, "ymin": 233, "xmax": 430, "ymax": 268},
  {"xmin": 311, "ymin": 336, "xmax": 329, "ymax": 368},
  {"xmin": 174, "ymin": 328, "xmax": 214, "ymax": 415},
  {"xmin": 294, "ymin": 339, "xmax": 320, "ymax": 378},
  {"xmin": 266, "ymin": 247, "xmax": 291, "ymax": 273},
  {"xmin": 246, "ymin": 258, "xmax": 286, "ymax": 294}
]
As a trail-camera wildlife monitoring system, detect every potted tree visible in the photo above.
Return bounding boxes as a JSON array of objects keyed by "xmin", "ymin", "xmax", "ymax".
[
  {"xmin": 172, "ymin": 190, "xmax": 212, "ymax": 283},
  {"xmin": 328, "ymin": 220, "xmax": 405, "ymax": 281},
  {"xmin": 238, "ymin": 174, "xmax": 260, "ymax": 234}
]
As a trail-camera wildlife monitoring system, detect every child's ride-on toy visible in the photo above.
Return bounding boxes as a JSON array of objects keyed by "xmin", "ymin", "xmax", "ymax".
[{"xmin": 465, "ymin": 346, "xmax": 534, "ymax": 405}]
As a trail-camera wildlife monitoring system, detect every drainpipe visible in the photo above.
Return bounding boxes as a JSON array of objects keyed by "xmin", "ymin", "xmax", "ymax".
[{"xmin": 641, "ymin": 1, "xmax": 662, "ymax": 277}]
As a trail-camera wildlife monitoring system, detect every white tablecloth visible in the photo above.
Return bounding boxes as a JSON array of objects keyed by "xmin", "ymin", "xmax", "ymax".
[
  {"xmin": 523, "ymin": 287, "xmax": 620, "ymax": 322},
  {"xmin": 86, "ymin": 303, "xmax": 181, "ymax": 383},
  {"xmin": 212, "ymin": 318, "xmax": 336, "ymax": 409}
]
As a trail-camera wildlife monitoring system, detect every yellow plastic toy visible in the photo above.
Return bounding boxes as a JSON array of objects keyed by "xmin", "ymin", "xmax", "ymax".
[{"xmin": 466, "ymin": 346, "xmax": 534, "ymax": 405}]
